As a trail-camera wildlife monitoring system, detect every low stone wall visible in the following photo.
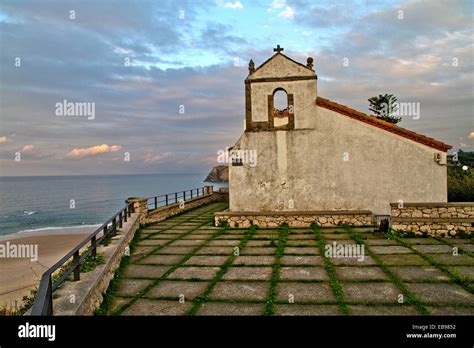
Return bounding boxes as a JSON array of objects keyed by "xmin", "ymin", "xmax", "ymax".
[
  {"xmin": 53, "ymin": 213, "xmax": 140, "ymax": 315},
  {"xmin": 215, "ymin": 210, "xmax": 372, "ymax": 228},
  {"xmin": 391, "ymin": 203, "xmax": 474, "ymax": 218},
  {"xmin": 213, "ymin": 188, "xmax": 229, "ymax": 202},
  {"xmin": 143, "ymin": 192, "xmax": 227, "ymax": 225},
  {"xmin": 390, "ymin": 202, "xmax": 474, "ymax": 237}
]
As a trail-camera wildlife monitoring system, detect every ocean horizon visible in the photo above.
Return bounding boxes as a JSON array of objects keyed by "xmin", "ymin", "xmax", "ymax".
[{"xmin": 0, "ymin": 173, "xmax": 224, "ymax": 236}]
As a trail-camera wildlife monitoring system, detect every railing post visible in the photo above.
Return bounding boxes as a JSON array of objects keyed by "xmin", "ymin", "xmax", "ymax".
[
  {"xmin": 165, "ymin": 194, "xmax": 168, "ymax": 206},
  {"xmin": 175, "ymin": 192, "xmax": 178, "ymax": 204},
  {"xmin": 183, "ymin": 191, "xmax": 186, "ymax": 201},
  {"xmin": 73, "ymin": 251, "xmax": 80, "ymax": 281},
  {"xmin": 45, "ymin": 276, "xmax": 53, "ymax": 315},
  {"xmin": 103, "ymin": 226, "xmax": 108, "ymax": 245},
  {"xmin": 124, "ymin": 207, "xmax": 128, "ymax": 222},
  {"xmin": 191, "ymin": 189, "xmax": 193, "ymax": 199},
  {"xmin": 112, "ymin": 217, "xmax": 117, "ymax": 236},
  {"xmin": 91, "ymin": 235, "xmax": 97, "ymax": 257},
  {"xmin": 205, "ymin": 185, "xmax": 213, "ymax": 195},
  {"xmin": 31, "ymin": 274, "xmax": 53, "ymax": 315},
  {"xmin": 154, "ymin": 197, "xmax": 157, "ymax": 209},
  {"xmin": 118, "ymin": 212, "xmax": 123, "ymax": 228}
]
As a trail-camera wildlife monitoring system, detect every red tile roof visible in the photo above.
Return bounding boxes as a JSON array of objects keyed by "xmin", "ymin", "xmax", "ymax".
[{"xmin": 316, "ymin": 97, "xmax": 451, "ymax": 152}]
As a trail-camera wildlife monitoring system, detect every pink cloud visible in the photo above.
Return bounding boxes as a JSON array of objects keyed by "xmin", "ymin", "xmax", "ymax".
[
  {"xmin": 21, "ymin": 145, "xmax": 35, "ymax": 153},
  {"xmin": 66, "ymin": 144, "xmax": 122, "ymax": 159}
]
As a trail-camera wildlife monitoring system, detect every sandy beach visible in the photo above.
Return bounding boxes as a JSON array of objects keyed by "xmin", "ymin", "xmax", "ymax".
[{"xmin": 0, "ymin": 227, "xmax": 96, "ymax": 310}]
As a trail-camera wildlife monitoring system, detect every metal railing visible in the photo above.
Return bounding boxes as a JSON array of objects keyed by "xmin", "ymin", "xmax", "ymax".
[
  {"xmin": 29, "ymin": 186, "xmax": 213, "ymax": 315},
  {"xmin": 30, "ymin": 202, "xmax": 135, "ymax": 315},
  {"xmin": 147, "ymin": 187, "xmax": 208, "ymax": 210}
]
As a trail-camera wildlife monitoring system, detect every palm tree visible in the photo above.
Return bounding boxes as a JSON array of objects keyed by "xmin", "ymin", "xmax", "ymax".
[{"xmin": 368, "ymin": 94, "xmax": 401, "ymax": 124}]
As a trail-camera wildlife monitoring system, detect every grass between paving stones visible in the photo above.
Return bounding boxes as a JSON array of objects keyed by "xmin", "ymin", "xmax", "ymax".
[
  {"xmin": 95, "ymin": 227, "xmax": 143, "ymax": 315},
  {"xmin": 132, "ymin": 203, "xmax": 226, "ymax": 264},
  {"xmin": 432, "ymin": 236, "xmax": 474, "ymax": 258},
  {"xmin": 312, "ymin": 224, "xmax": 350, "ymax": 315},
  {"xmin": 110, "ymin": 223, "xmax": 230, "ymax": 315},
  {"xmin": 263, "ymin": 223, "xmax": 289, "ymax": 316},
  {"xmin": 393, "ymin": 236, "xmax": 474, "ymax": 294},
  {"xmin": 348, "ymin": 229, "xmax": 429, "ymax": 315},
  {"xmin": 145, "ymin": 202, "xmax": 222, "ymax": 230},
  {"xmin": 186, "ymin": 226, "xmax": 257, "ymax": 315},
  {"xmin": 139, "ymin": 202, "xmax": 224, "ymax": 241}
]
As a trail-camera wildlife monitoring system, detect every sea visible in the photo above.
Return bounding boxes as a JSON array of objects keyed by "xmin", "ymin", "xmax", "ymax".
[{"xmin": 0, "ymin": 174, "xmax": 224, "ymax": 236}]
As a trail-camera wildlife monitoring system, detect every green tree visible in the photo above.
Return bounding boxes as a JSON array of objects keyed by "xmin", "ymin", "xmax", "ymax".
[
  {"xmin": 368, "ymin": 94, "xmax": 402, "ymax": 124},
  {"xmin": 448, "ymin": 166, "xmax": 474, "ymax": 202}
]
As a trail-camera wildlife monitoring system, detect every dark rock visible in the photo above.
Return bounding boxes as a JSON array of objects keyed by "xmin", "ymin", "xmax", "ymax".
[{"xmin": 204, "ymin": 165, "xmax": 228, "ymax": 182}]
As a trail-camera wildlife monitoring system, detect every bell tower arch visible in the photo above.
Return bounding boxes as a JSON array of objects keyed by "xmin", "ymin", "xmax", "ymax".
[{"xmin": 245, "ymin": 46, "xmax": 317, "ymax": 131}]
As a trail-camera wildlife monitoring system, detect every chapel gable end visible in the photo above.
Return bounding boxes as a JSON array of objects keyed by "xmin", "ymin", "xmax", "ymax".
[{"xmin": 245, "ymin": 45, "xmax": 318, "ymax": 131}]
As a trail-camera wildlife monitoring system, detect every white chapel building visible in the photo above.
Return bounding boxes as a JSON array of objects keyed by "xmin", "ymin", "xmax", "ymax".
[{"xmin": 228, "ymin": 46, "xmax": 451, "ymax": 215}]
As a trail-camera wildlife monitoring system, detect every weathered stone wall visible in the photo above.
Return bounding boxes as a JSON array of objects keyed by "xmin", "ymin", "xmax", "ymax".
[
  {"xmin": 215, "ymin": 210, "xmax": 372, "ymax": 228},
  {"xmin": 126, "ymin": 197, "xmax": 148, "ymax": 224},
  {"xmin": 231, "ymin": 54, "xmax": 448, "ymax": 216},
  {"xmin": 230, "ymin": 108, "xmax": 448, "ymax": 215},
  {"xmin": 213, "ymin": 188, "xmax": 229, "ymax": 201},
  {"xmin": 390, "ymin": 202, "xmax": 474, "ymax": 237},
  {"xmin": 391, "ymin": 203, "xmax": 474, "ymax": 218},
  {"xmin": 53, "ymin": 213, "xmax": 140, "ymax": 315},
  {"xmin": 144, "ymin": 191, "xmax": 227, "ymax": 225}
]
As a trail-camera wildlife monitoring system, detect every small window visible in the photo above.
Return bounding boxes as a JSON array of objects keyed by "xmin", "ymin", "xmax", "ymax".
[{"xmin": 231, "ymin": 157, "xmax": 243, "ymax": 166}]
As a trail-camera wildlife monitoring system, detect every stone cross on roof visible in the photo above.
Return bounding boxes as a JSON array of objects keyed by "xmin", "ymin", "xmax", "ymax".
[{"xmin": 273, "ymin": 45, "xmax": 284, "ymax": 53}]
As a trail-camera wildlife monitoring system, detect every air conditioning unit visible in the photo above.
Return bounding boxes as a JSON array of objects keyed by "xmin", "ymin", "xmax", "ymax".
[{"xmin": 434, "ymin": 153, "xmax": 446, "ymax": 165}]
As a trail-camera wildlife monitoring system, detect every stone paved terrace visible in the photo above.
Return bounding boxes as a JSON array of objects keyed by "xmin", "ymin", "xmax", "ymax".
[{"xmin": 99, "ymin": 202, "xmax": 474, "ymax": 316}]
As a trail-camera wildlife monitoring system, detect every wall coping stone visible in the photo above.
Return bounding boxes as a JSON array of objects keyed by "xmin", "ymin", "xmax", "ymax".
[
  {"xmin": 126, "ymin": 197, "xmax": 147, "ymax": 203},
  {"xmin": 392, "ymin": 217, "xmax": 474, "ymax": 223},
  {"xmin": 216, "ymin": 209, "xmax": 372, "ymax": 217},
  {"xmin": 390, "ymin": 202, "xmax": 474, "ymax": 207}
]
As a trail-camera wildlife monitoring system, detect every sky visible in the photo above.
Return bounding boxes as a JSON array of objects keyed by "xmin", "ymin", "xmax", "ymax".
[{"xmin": 0, "ymin": 0, "xmax": 473, "ymax": 176}]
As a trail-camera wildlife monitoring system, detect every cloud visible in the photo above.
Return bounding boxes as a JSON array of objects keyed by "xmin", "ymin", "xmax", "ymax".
[
  {"xmin": 20, "ymin": 145, "xmax": 34, "ymax": 153},
  {"xmin": 469, "ymin": 132, "xmax": 474, "ymax": 139},
  {"xmin": 278, "ymin": 6, "xmax": 294, "ymax": 19},
  {"xmin": 270, "ymin": 0, "xmax": 286, "ymax": 10},
  {"xmin": 66, "ymin": 144, "xmax": 122, "ymax": 159},
  {"xmin": 144, "ymin": 152, "xmax": 171, "ymax": 163},
  {"xmin": 224, "ymin": 1, "xmax": 243, "ymax": 9},
  {"xmin": 0, "ymin": 0, "xmax": 472, "ymax": 176},
  {"xmin": 268, "ymin": 0, "xmax": 294, "ymax": 19}
]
